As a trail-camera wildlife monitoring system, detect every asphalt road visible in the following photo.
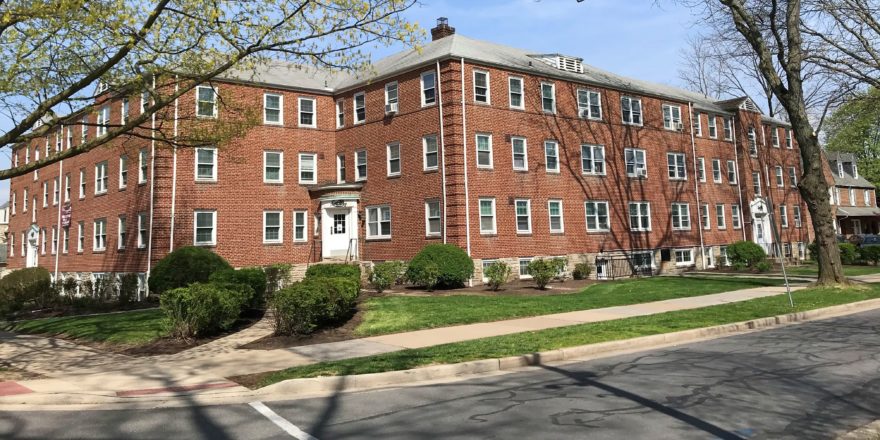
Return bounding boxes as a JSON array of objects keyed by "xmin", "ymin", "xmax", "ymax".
[{"xmin": 4, "ymin": 309, "xmax": 880, "ymax": 439}]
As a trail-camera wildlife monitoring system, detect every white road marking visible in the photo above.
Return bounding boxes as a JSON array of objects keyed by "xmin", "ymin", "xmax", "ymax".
[{"xmin": 249, "ymin": 401, "xmax": 320, "ymax": 440}]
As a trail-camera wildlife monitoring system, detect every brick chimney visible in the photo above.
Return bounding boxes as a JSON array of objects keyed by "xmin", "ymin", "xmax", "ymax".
[{"xmin": 431, "ymin": 17, "xmax": 455, "ymax": 41}]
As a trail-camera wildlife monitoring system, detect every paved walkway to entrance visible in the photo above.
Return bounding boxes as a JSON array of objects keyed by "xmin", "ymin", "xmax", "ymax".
[{"xmin": 2, "ymin": 273, "xmax": 879, "ymax": 404}]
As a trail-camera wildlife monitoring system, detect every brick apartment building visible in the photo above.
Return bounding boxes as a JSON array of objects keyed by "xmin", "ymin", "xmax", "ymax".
[
  {"xmin": 824, "ymin": 152, "xmax": 879, "ymax": 236},
  {"xmin": 6, "ymin": 19, "xmax": 812, "ymax": 292}
]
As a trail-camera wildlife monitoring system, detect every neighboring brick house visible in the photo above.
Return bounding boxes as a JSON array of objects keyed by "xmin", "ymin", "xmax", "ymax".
[
  {"xmin": 6, "ymin": 19, "xmax": 812, "ymax": 289},
  {"xmin": 824, "ymin": 151, "xmax": 880, "ymax": 236}
]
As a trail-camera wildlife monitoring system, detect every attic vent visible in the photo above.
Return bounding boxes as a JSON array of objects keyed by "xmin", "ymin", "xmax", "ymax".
[
  {"xmin": 739, "ymin": 98, "xmax": 762, "ymax": 113},
  {"xmin": 535, "ymin": 54, "xmax": 584, "ymax": 74}
]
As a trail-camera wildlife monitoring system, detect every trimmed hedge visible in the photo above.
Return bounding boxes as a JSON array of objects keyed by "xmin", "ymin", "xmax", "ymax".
[
  {"xmin": 304, "ymin": 263, "xmax": 361, "ymax": 282},
  {"xmin": 839, "ymin": 242, "xmax": 859, "ymax": 265},
  {"xmin": 149, "ymin": 246, "xmax": 232, "ymax": 294},
  {"xmin": 272, "ymin": 276, "xmax": 360, "ymax": 335},
  {"xmin": 160, "ymin": 282, "xmax": 246, "ymax": 338},
  {"xmin": 860, "ymin": 246, "xmax": 880, "ymax": 265},
  {"xmin": 406, "ymin": 244, "xmax": 474, "ymax": 289},
  {"xmin": 0, "ymin": 267, "xmax": 53, "ymax": 316},
  {"xmin": 210, "ymin": 267, "xmax": 267, "ymax": 308},
  {"xmin": 727, "ymin": 241, "xmax": 767, "ymax": 268}
]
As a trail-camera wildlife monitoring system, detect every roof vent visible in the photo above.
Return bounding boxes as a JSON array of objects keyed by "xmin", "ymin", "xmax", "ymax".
[
  {"xmin": 739, "ymin": 98, "xmax": 762, "ymax": 113},
  {"xmin": 532, "ymin": 54, "xmax": 584, "ymax": 74}
]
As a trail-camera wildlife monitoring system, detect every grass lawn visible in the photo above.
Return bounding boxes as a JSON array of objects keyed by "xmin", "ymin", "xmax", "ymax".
[
  {"xmin": 4, "ymin": 309, "xmax": 167, "ymax": 346},
  {"xmin": 784, "ymin": 264, "xmax": 880, "ymax": 277},
  {"xmin": 255, "ymin": 283, "xmax": 880, "ymax": 387},
  {"xmin": 355, "ymin": 276, "xmax": 790, "ymax": 336}
]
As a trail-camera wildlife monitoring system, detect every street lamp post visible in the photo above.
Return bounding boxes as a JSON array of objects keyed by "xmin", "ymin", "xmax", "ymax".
[{"xmin": 754, "ymin": 195, "xmax": 795, "ymax": 307}]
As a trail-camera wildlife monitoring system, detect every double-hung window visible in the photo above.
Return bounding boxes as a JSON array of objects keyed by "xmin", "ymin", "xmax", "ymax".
[
  {"xmin": 866, "ymin": 190, "xmax": 872, "ymax": 206},
  {"xmin": 93, "ymin": 218, "xmax": 106, "ymax": 251},
  {"xmin": 674, "ymin": 249, "xmax": 694, "ymax": 266},
  {"xmin": 353, "ymin": 92, "xmax": 366, "ymax": 124},
  {"xmin": 62, "ymin": 228, "xmax": 68, "ymax": 254},
  {"xmin": 748, "ymin": 127, "xmax": 758, "ymax": 155},
  {"xmin": 77, "ymin": 221, "xmax": 84, "ymax": 252},
  {"xmin": 366, "ymin": 206, "xmax": 391, "ymax": 239},
  {"xmin": 52, "ymin": 177, "xmax": 59, "ymax": 205},
  {"xmin": 629, "ymin": 202, "xmax": 651, "ymax": 231},
  {"xmin": 544, "ymin": 140, "xmax": 559, "ymax": 173},
  {"xmin": 786, "ymin": 129, "xmax": 793, "ymax": 148},
  {"xmin": 667, "ymin": 153, "xmax": 686, "ymax": 180},
  {"xmin": 723, "ymin": 117, "xmax": 733, "ymax": 140},
  {"xmin": 671, "ymin": 203, "xmax": 691, "ymax": 230},
  {"xmin": 548, "ymin": 200, "xmax": 564, "ymax": 233},
  {"xmin": 541, "ymin": 82, "xmax": 555, "ymax": 113},
  {"xmin": 194, "ymin": 210, "xmax": 216, "ymax": 246},
  {"xmin": 195, "ymin": 147, "xmax": 217, "ymax": 181},
  {"xmin": 621, "ymin": 96, "xmax": 642, "ymax": 125},
  {"xmin": 263, "ymin": 211, "xmax": 283, "ymax": 244},
  {"xmin": 95, "ymin": 161, "xmax": 108, "ymax": 194},
  {"xmin": 81, "ymin": 116, "xmax": 88, "ymax": 143},
  {"xmin": 117, "ymin": 216, "xmax": 126, "ymax": 249},
  {"xmin": 119, "ymin": 155, "xmax": 128, "ymax": 189},
  {"xmin": 264, "ymin": 93, "xmax": 283, "ymax": 124},
  {"xmin": 425, "ymin": 200, "xmax": 441, "ymax": 237},
  {"xmin": 775, "ymin": 166, "xmax": 784, "ymax": 187},
  {"xmin": 299, "ymin": 153, "xmax": 317, "ymax": 184},
  {"xmin": 794, "ymin": 205, "xmax": 802, "ymax": 227},
  {"xmin": 264, "ymin": 151, "xmax": 283, "ymax": 183},
  {"xmin": 298, "ymin": 97, "xmax": 316, "ymax": 128},
  {"xmin": 384, "ymin": 82, "xmax": 399, "ymax": 113},
  {"xmin": 585, "ymin": 201, "xmax": 609, "ymax": 232},
  {"xmin": 421, "ymin": 71, "xmax": 436, "ymax": 106},
  {"xmin": 693, "ymin": 113, "xmax": 703, "ymax": 136},
  {"xmin": 196, "ymin": 86, "xmax": 217, "ymax": 118},
  {"xmin": 577, "ymin": 89, "xmax": 602, "ymax": 120},
  {"xmin": 473, "ymin": 70, "xmax": 489, "ymax": 103},
  {"xmin": 707, "ymin": 115, "xmax": 717, "ymax": 138},
  {"xmin": 51, "ymin": 226, "xmax": 57, "ymax": 255},
  {"xmin": 423, "ymin": 135, "xmax": 439, "ymax": 171},
  {"xmin": 355, "ymin": 150, "xmax": 367, "ymax": 181},
  {"xmin": 731, "ymin": 204, "xmax": 742, "ymax": 229},
  {"xmin": 514, "ymin": 199, "xmax": 532, "ymax": 234},
  {"xmin": 42, "ymin": 181, "xmax": 48, "ymax": 207},
  {"xmin": 386, "ymin": 143, "xmax": 401, "ymax": 176},
  {"xmin": 121, "ymin": 98, "xmax": 130, "ymax": 125},
  {"xmin": 293, "ymin": 210, "xmax": 308, "ymax": 242},
  {"xmin": 701, "ymin": 204, "xmax": 711, "ymax": 230},
  {"xmin": 138, "ymin": 149, "xmax": 148, "ymax": 184},
  {"xmin": 726, "ymin": 160, "xmax": 738, "ymax": 183},
  {"xmin": 697, "ymin": 157, "xmax": 706, "ymax": 182},
  {"xmin": 137, "ymin": 212, "xmax": 148, "ymax": 248},
  {"xmin": 335, "ymin": 99, "xmax": 344, "ymax": 128},
  {"xmin": 850, "ymin": 188, "xmax": 857, "ymax": 206},
  {"xmin": 581, "ymin": 144, "xmax": 605, "ymax": 175},
  {"xmin": 662, "ymin": 104, "xmax": 682, "ymax": 130},
  {"xmin": 771, "ymin": 127, "xmax": 780, "ymax": 147},
  {"xmin": 625, "ymin": 148, "xmax": 646, "ymax": 178},
  {"xmin": 752, "ymin": 172, "xmax": 762, "ymax": 195},
  {"xmin": 479, "ymin": 198, "xmax": 496, "ymax": 234},
  {"xmin": 64, "ymin": 174, "xmax": 71, "ymax": 202},
  {"xmin": 779, "ymin": 205, "xmax": 789, "ymax": 228},
  {"xmin": 789, "ymin": 167, "xmax": 798, "ymax": 187},
  {"xmin": 97, "ymin": 106, "xmax": 110, "ymax": 136},
  {"xmin": 508, "ymin": 76, "xmax": 524, "ymax": 109},
  {"xmin": 79, "ymin": 169, "xmax": 86, "ymax": 198},
  {"xmin": 476, "ymin": 133, "xmax": 493, "ymax": 168},
  {"xmin": 511, "ymin": 137, "xmax": 527, "ymax": 171}
]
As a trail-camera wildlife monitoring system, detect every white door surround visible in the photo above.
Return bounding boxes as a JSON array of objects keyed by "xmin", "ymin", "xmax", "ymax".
[
  {"xmin": 749, "ymin": 198, "xmax": 774, "ymax": 255},
  {"xmin": 26, "ymin": 224, "xmax": 39, "ymax": 268},
  {"xmin": 320, "ymin": 198, "xmax": 358, "ymax": 260}
]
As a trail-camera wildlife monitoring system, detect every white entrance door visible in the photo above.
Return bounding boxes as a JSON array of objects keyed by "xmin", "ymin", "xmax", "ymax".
[
  {"xmin": 322, "ymin": 206, "xmax": 355, "ymax": 259},
  {"xmin": 26, "ymin": 225, "xmax": 39, "ymax": 268},
  {"xmin": 750, "ymin": 198, "xmax": 774, "ymax": 255}
]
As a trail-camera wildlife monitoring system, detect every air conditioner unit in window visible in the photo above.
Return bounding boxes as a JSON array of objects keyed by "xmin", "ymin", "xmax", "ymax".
[
  {"xmin": 385, "ymin": 103, "xmax": 398, "ymax": 114},
  {"xmin": 674, "ymin": 122, "xmax": 685, "ymax": 131},
  {"xmin": 580, "ymin": 108, "xmax": 590, "ymax": 118},
  {"xmin": 637, "ymin": 168, "xmax": 648, "ymax": 177}
]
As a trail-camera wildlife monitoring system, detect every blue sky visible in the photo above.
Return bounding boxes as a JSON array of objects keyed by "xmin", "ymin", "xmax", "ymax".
[{"xmin": 0, "ymin": 0, "xmax": 707, "ymax": 205}]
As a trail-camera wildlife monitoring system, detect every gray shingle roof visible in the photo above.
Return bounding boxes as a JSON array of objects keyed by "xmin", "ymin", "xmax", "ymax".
[{"xmin": 827, "ymin": 151, "xmax": 876, "ymax": 188}]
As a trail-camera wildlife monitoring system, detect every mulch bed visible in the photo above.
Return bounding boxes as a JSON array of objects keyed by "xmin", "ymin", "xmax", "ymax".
[
  {"xmin": 9, "ymin": 300, "xmax": 159, "ymax": 321},
  {"xmin": 390, "ymin": 278, "xmax": 596, "ymax": 297}
]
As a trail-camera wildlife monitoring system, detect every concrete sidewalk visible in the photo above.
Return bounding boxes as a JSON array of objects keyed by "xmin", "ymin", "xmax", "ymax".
[{"xmin": 2, "ymin": 274, "xmax": 877, "ymax": 405}]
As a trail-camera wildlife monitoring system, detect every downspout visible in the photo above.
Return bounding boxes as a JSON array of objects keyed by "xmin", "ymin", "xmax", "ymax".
[
  {"xmin": 146, "ymin": 75, "xmax": 157, "ymax": 298},
  {"xmin": 437, "ymin": 61, "xmax": 447, "ymax": 244},
  {"xmin": 53, "ymin": 158, "xmax": 63, "ymax": 282},
  {"xmin": 460, "ymin": 58, "xmax": 473, "ymax": 287},
  {"xmin": 169, "ymin": 77, "xmax": 179, "ymax": 252},
  {"xmin": 731, "ymin": 116, "xmax": 747, "ymax": 241},
  {"xmin": 688, "ymin": 103, "xmax": 706, "ymax": 268}
]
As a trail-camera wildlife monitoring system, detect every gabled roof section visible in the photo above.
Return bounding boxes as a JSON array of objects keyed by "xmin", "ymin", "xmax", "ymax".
[{"xmin": 826, "ymin": 151, "xmax": 876, "ymax": 189}]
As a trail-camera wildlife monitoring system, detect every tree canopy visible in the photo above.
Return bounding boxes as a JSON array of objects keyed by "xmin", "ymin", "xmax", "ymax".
[{"xmin": 825, "ymin": 88, "xmax": 880, "ymax": 187}]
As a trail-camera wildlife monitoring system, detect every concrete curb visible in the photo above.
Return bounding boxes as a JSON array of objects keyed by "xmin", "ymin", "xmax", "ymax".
[{"xmin": 259, "ymin": 297, "xmax": 880, "ymax": 397}]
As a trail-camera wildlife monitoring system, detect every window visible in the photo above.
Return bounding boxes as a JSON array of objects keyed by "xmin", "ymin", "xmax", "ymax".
[
  {"xmin": 10, "ymin": 192, "xmax": 15, "ymax": 215},
  {"xmin": 723, "ymin": 118, "xmax": 733, "ymax": 140},
  {"xmin": 716, "ymin": 204, "xmax": 726, "ymax": 229},
  {"xmin": 137, "ymin": 212, "xmax": 148, "ymax": 248},
  {"xmin": 425, "ymin": 200, "xmax": 441, "ymax": 236},
  {"xmin": 701, "ymin": 204, "xmax": 711, "ymax": 230},
  {"xmin": 93, "ymin": 218, "xmax": 106, "ymax": 251},
  {"xmin": 748, "ymin": 127, "xmax": 758, "ymax": 155},
  {"xmin": 423, "ymin": 135, "xmax": 439, "ymax": 171},
  {"xmin": 421, "ymin": 71, "xmax": 436, "ymax": 106},
  {"xmin": 355, "ymin": 150, "xmax": 367, "ymax": 181},
  {"xmin": 511, "ymin": 137, "xmax": 527, "ymax": 171},
  {"xmin": 264, "ymin": 93, "xmax": 283, "ymax": 124},
  {"xmin": 297, "ymin": 97, "xmax": 316, "ymax": 128},
  {"xmin": 117, "ymin": 216, "xmax": 126, "ymax": 249},
  {"xmin": 541, "ymin": 82, "xmax": 555, "ymax": 113},
  {"xmin": 196, "ymin": 86, "xmax": 217, "ymax": 118},
  {"xmin": 385, "ymin": 82, "xmax": 399, "ymax": 113},
  {"xmin": 481, "ymin": 259, "xmax": 497, "ymax": 282},
  {"xmin": 667, "ymin": 153, "xmax": 686, "ymax": 180},
  {"xmin": 786, "ymin": 129, "xmax": 793, "ymax": 149},
  {"xmin": 581, "ymin": 144, "xmax": 606, "ymax": 175},
  {"xmin": 97, "ymin": 105, "xmax": 110, "ymax": 136},
  {"xmin": 662, "ymin": 104, "xmax": 682, "ymax": 130},
  {"xmin": 354, "ymin": 92, "xmax": 366, "ymax": 124},
  {"xmin": 519, "ymin": 258, "xmax": 533, "ymax": 279},
  {"xmin": 693, "ymin": 113, "xmax": 702, "ymax": 136},
  {"xmin": 577, "ymin": 89, "xmax": 602, "ymax": 120},
  {"xmin": 515, "ymin": 199, "xmax": 532, "ymax": 233},
  {"xmin": 850, "ymin": 188, "xmax": 856, "ymax": 206},
  {"xmin": 837, "ymin": 162, "xmax": 844, "ymax": 178},
  {"xmin": 794, "ymin": 205, "xmax": 802, "ymax": 227},
  {"xmin": 77, "ymin": 221, "xmax": 84, "ymax": 252},
  {"xmin": 771, "ymin": 127, "xmax": 779, "ymax": 147},
  {"xmin": 548, "ymin": 200, "xmax": 564, "ymax": 233},
  {"xmin": 509, "ymin": 76, "xmax": 524, "ymax": 109},
  {"xmin": 479, "ymin": 198, "xmax": 496, "ymax": 234},
  {"xmin": 752, "ymin": 172, "xmax": 762, "ymax": 195},
  {"xmin": 299, "ymin": 153, "xmax": 317, "ymax": 184},
  {"xmin": 121, "ymin": 98, "xmax": 129, "ymax": 125},
  {"xmin": 79, "ymin": 169, "xmax": 86, "ymax": 198},
  {"xmin": 585, "ymin": 201, "xmax": 609, "ymax": 232},
  {"xmin": 264, "ymin": 151, "xmax": 283, "ymax": 183},
  {"xmin": 779, "ymin": 205, "xmax": 789, "ymax": 228},
  {"xmin": 544, "ymin": 141, "xmax": 559, "ymax": 173},
  {"xmin": 119, "ymin": 155, "xmax": 128, "ymax": 189},
  {"xmin": 629, "ymin": 202, "xmax": 651, "ymax": 231},
  {"xmin": 293, "ymin": 210, "xmax": 307, "ymax": 242},
  {"xmin": 711, "ymin": 159, "xmax": 722, "ymax": 183},
  {"xmin": 138, "ymin": 149, "xmax": 148, "ymax": 184},
  {"xmin": 697, "ymin": 157, "xmax": 706, "ymax": 182},
  {"xmin": 141, "ymin": 89, "xmax": 150, "ymax": 113},
  {"xmin": 726, "ymin": 160, "xmax": 738, "ymax": 184},
  {"xmin": 195, "ymin": 148, "xmax": 217, "ymax": 181},
  {"xmin": 366, "ymin": 206, "xmax": 391, "ymax": 239},
  {"xmin": 337, "ymin": 154, "xmax": 346, "ymax": 183},
  {"xmin": 194, "ymin": 211, "xmax": 216, "ymax": 245},
  {"xmin": 731, "ymin": 204, "xmax": 742, "ymax": 229},
  {"xmin": 52, "ymin": 177, "xmax": 59, "ymax": 205},
  {"xmin": 263, "ymin": 211, "xmax": 283, "ymax": 244},
  {"xmin": 386, "ymin": 143, "xmax": 401, "ymax": 176},
  {"xmin": 625, "ymin": 148, "xmax": 647, "ymax": 177},
  {"xmin": 674, "ymin": 249, "xmax": 694, "ymax": 266},
  {"xmin": 621, "ymin": 96, "xmax": 642, "ymax": 125},
  {"xmin": 866, "ymin": 190, "xmax": 872, "ymax": 207},
  {"xmin": 834, "ymin": 187, "xmax": 841, "ymax": 205},
  {"xmin": 707, "ymin": 115, "xmax": 717, "ymax": 138},
  {"xmin": 671, "ymin": 203, "xmax": 691, "ymax": 230},
  {"xmin": 476, "ymin": 133, "xmax": 493, "ymax": 168},
  {"xmin": 95, "ymin": 161, "xmax": 108, "ymax": 194},
  {"xmin": 62, "ymin": 227, "xmax": 69, "ymax": 254},
  {"xmin": 775, "ymin": 166, "xmax": 784, "ymax": 187},
  {"xmin": 51, "ymin": 226, "xmax": 57, "ymax": 255},
  {"xmin": 42, "ymin": 181, "xmax": 48, "ymax": 207},
  {"xmin": 40, "ymin": 228, "xmax": 45, "ymax": 255},
  {"xmin": 335, "ymin": 99, "xmax": 344, "ymax": 128},
  {"xmin": 66, "ymin": 126, "xmax": 73, "ymax": 149},
  {"xmin": 473, "ymin": 70, "xmax": 489, "ymax": 103}
]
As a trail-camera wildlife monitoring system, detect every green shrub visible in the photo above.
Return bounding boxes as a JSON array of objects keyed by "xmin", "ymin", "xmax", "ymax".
[
  {"xmin": 160, "ymin": 282, "xmax": 245, "ymax": 338},
  {"xmin": 484, "ymin": 261, "xmax": 511, "ymax": 291},
  {"xmin": 118, "ymin": 273, "xmax": 139, "ymax": 305},
  {"xmin": 406, "ymin": 244, "xmax": 474, "ymax": 289},
  {"xmin": 859, "ymin": 246, "xmax": 880, "ymax": 266},
  {"xmin": 0, "ymin": 267, "xmax": 53, "ymax": 315},
  {"xmin": 527, "ymin": 258, "xmax": 565, "ymax": 289},
  {"xmin": 61, "ymin": 277, "xmax": 78, "ymax": 297},
  {"xmin": 210, "ymin": 267, "xmax": 267, "ymax": 308},
  {"xmin": 732, "ymin": 261, "xmax": 748, "ymax": 272},
  {"xmin": 755, "ymin": 260, "xmax": 772, "ymax": 273},
  {"xmin": 149, "ymin": 246, "xmax": 232, "ymax": 294},
  {"xmin": 572, "ymin": 262, "xmax": 593, "ymax": 280},
  {"xmin": 369, "ymin": 261, "xmax": 404, "ymax": 293},
  {"xmin": 264, "ymin": 263, "xmax": 291, "ymax": 298},
  {"xmin": 272, "ymin": 276, "xmax": 360, "ymax": 335},
  {"xmin": 727, "ymin": 241, "xmax": 767, "ymax": 268},
  {"xmin": 839, "ymin": 242, "xmax": 859, "ymax": 265},
  {"xmin": 808, "ymin": 241, "xmax": 819, "ymax": 261},
  {"xmin": 305, "ymin": 263, "xmax": 361, "ymax": 282}
]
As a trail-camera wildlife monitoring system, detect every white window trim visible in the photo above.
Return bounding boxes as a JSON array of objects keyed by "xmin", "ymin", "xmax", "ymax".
[
  {"xmin": 473, "ymin": 70, "xmax": 490, "ymax": 104},
  {"xmin": 425, "ymin": 200, "xmax": 442, "ymax": 237},
  {"xmin": 119, "ymin": 155, "xmax": 128, "ymax": 189},
  {"xmin": 194, "ymin": 147, "xmax": 218, "ymax": 182},
  {"xmin": 138, "ymin": 149, "xmax": 148, "ymax": 184},
  {"xmin": 694, "ymin": 112, "xmax": 703, "ymax": 136},
  {"xmin": 508, "ymin": 76, "xmax": 524, "ymax": 110},
  {"xmin": 548, "ymin": 199, "xmax": 564, "ymax": 233},
  {"xmin": 511, "ymin": 136, "xmax": 528, "ymax": 171},
  {"xmin": 297, "ymin": 97, "xmax": 316, "ymax": 128},
  {"xmin": 117, "ymin": 216, "xmax": 126, "ymax": 250},
  {"xmin": 263, "ymin": 93, "xmax": 284, "ymax": 125},
  {"xmin": 137, "ymin": 213, "xmax": 148, "ymax": 249},
  {"xmin": 365, "ymin": 205, "xmax": 392, "ymax": 240},
  {"xmin": 384, "ymin": 81, "xmax": 399, "ymax": 107},
  {"xmin": 581, "ymin": 144, "xmax": 606, "ymax": 176},
  {"xmin": 723, "ymin": 118, "xmax": 733, "ymax": 140},
  {"xmin": 545, "ymin": 140, "xmax": 560, "ymax": 173},
  {"xmin": 629, "ymin": 202, "xmax": 652, "ymax": 232},
  {"xmin": 697, "ymin": 157, "xmax": 706, "ymax": 183},
  {"xmin": 79, "ymin": 169, "xmax": 86, "ymax": 199},
  {"xmin": 708, "ymin": 116, "xmax": 718, "ymax": 139},
  {"xmin": 701, "ymin": 204, "xmax": 711, "ymax": 230},
  {"xmin": 335, "ymin": 99, "xmax": 345, "ymax": 128},
  {"xmin": 674, "ymin": 249, "xmax": 695, "ymax": 267},
  {"xmin": 263, "ymin": 151, "xmax": 284, "ymax": 183},
  {"xmin": 77, "ymin": 222, "xmax": 84, "ymax": 253},
  {"xmin": 475, "ymin": 133, "xmax": 494, "ymax": 169},
  {"xmin": 353, "ymin": 92, "xmax": 366, "ymax": 125},
  {"xmin": 420, "ymin": 70, "xmax": 437, "ymax": 107},
  {"xmin": 386, "ymin": 142, "xmax": 401, "ymax": 177},
  {"xmin": 93, "ymin": 219, "xmax": 106, "ymax": 251},
  {"xmin": 94, "ymin": 162, "xmax": 108, "ymax": 194},
  {"xmin": 195, "ymin": 85, "xmax": 218, "ymax": 118},
  {"xmin": 667, "ymin": 153, "xmax": 687, "ymax": 180},
  {"xmin": 727, "ymin": 160, "xmax": 738, "ymax": 184},
  {"xmin": 518, "ymin": 257, "xmax": 534, "ymax": 280},
  {"xmin": 662, "ymin": 104, "xmax": 682, "ymax": 130},
  {"xmin": 423, "ymin": 135, "xmax": 439, "ymax": 171},
  {"xmin": 621, "ymin": 96, "xmax": 643, "ymax": 126},
  {"xmin": 671, "ymin": 203, "xmax": 691, "ymax": 231},
  {"xmin": 355, "ymin": 150, "xmax": 367, "ymax": 181},
  {"xmin": 625, "ymin": 148, "xmax": 647, "ymax": 178},
  {"xmin": 293, "ymin": 209, "xmax": 308, "ymax": 242},
  {"xmin": 585, "ymin": 200, "xmax": 610, "ymax": 232},
  {"xmin": 515, "ymin": 199, "xmax": 532, "ymax": 234},
  {"xmin": 540, "ymin": 82, "xmax": 556, "ymax": 114},
  {"xmin": 479, "ymin": 198, "xmax": 497, "ymax": 235},
  {"xmin": 298, "ymin": 153, "xmax": 317, "ymax": 184},
  {"xmin": 732, "ymin": 205, "xmax": 743, "ymax": 230},
  {"xmin": 193, "ymin": 210, "xmax": 217, "ymax": 246},
  {"xmin": 577, "ymin": 89, "xmax": 603, "ymax": 120},
  {"xmin": 263, "ymin": 211, "xmax": 284, "ymax": 244},
  {"xmin": 780, "ymin": 205, "xmax": 789, "ymax": 228}
]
